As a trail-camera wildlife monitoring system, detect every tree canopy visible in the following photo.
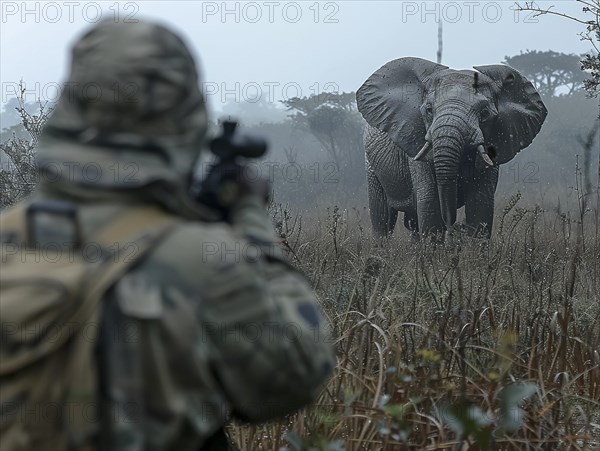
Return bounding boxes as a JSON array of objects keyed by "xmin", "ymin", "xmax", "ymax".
[
  {"xmin": 504, "ymin": 50, "xmax": 587, "ymax": 97},
  {"xmin": 281, "ymin": 92, "xmax": 364, "ymax": 174},
  {"xmin": 514, "ymin": 1, "xmax": 599, "ymax": 98}
]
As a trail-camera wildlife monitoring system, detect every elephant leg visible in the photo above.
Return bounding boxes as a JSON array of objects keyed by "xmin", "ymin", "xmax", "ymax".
[
  {"xmin": 387, "ymin": 208, "xmax": 399, "ymax": 235},
  {"xmin": 410, "ymin": 160, "xmax": 444, "ymax": 239},
  {"xmin": 403, "ymin": 211, "xmax": 419, "ymax": 240},
  {"xmin": 464, "ymin": 166, "xmax": 499, "ymax": 238},
  {"xmin": 368, "ymin": 169, "xmax": 397, "ymax": 237}
]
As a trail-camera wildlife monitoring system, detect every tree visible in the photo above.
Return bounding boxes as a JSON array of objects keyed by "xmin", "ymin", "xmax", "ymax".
[
  {"xmin": 504, "ymin": 50, "xmax": 587, "ymax": 96},
  {"xmin": 516, "ymin": 1, "xmax": 600, "ymax": 98},
  {"xmin": 0, "ymin": 84, "xmax": 52, "ymax": 208},
  {"xmin": 0, "ymin": 96, "xmax": 42, "ymax": 132},
  {"xmin": 219, "ymin": 96, "xmax": 288, "ymax": 125},
  {"xmin": 516, "ymin": 1, "xmax": 600, "ymax": 225},
  {"xmin": 281, "ymin": 92, "xmax": 364, "ymax": 175}
]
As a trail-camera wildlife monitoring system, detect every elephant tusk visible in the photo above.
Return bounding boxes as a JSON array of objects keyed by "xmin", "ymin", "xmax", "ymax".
[
  {"xmin": 414, "ymin": 141, "xmax": 431, "ymax": 161},
  {"xmin": 477, "ymin": 144, "xmax": 494, "ymax": 166}
]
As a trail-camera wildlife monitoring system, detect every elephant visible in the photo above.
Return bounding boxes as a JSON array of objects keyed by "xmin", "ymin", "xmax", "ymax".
[{"xmin": 356, "ymin": 57, "xmax": 547, "ymax": 240}]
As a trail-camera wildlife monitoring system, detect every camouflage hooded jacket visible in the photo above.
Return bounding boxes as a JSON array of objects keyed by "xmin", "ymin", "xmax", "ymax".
[{"xmin": 12, "ymin": 20, "xmax": 334, "ymax": 450}]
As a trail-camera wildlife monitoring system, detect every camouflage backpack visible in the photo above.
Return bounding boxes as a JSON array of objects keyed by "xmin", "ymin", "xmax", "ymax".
[{"xmin": 0, "ymin": 199, "xmax": 178, "ymax": 451}]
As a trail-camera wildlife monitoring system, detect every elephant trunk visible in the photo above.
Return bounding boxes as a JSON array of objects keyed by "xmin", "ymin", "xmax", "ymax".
[{"xmin": 430, "ymin": 118, "xmax": 465, "ymax": 232}]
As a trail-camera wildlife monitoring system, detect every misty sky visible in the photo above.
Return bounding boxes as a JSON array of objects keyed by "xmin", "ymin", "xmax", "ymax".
[{"xmin": 0, "ymin": 1, "xmax": 593, "ymax": 118}]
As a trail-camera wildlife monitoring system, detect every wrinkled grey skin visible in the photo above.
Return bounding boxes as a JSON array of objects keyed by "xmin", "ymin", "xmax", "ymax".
[{"xmin": 357, "ymin": 57, "xmax": 547, "ymax": 240}]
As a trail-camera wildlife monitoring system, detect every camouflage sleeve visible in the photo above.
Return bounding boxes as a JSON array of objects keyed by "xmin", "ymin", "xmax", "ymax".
[{"xmin": 200, "ymin": 196, "xmax": 334, "ymax": 422}]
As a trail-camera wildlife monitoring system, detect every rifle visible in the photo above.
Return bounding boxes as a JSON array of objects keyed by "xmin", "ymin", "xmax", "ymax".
[{"xmin": 191, "ymin": 120, "xmax": 268, "ymax": 221}]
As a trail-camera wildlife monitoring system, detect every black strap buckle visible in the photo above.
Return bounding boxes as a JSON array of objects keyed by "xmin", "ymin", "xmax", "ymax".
[{"xmin": 26, "ymin": 199, "xmax": 81, "ymax": 249}]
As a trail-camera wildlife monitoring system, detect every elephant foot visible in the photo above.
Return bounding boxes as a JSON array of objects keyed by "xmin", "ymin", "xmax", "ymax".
[
  {"xmin": 403, "ymin": 212, "xmax": 420, "ymax": 242},
  {"xmin": 418, "ymin": 230, "xmax": 445, "ymax": 245},
  {"xmin": 371, "ymin": 237, "xmax": 385, "ymax": 250},
  {"xmin": 444, "ymin": 229, "xmax": 462, "ymax": 250},
  {"xmin": 441, "ymin": 224, "xmax": 491, "ymax": 252},
  {"xmin": 372, "ymin": 232, "xmax": 393, "ymax": 250},
  {"xmin": 457, "ymin": 222, "xmax": 493, "ymax": 241}
]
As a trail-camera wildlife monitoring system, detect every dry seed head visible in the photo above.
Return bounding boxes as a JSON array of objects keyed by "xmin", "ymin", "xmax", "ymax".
[{"xmin": 550, "ymin": 311, "xmax": 559, "ymax": 334}]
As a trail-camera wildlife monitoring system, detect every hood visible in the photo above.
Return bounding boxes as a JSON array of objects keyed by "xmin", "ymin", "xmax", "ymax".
[{"xmin": 36, "ymin": 19, "xmax": 213, "ymax": 218}]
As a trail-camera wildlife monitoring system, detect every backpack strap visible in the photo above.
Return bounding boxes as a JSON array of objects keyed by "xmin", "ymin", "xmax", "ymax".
[
  {"xmin": 0, "ymin": 202, "xmax": 28, "ymax": 240},
  {"xmin": 64, "ymin": 206, "xmax": 179, "ymax": 450},
  {"xmin": 74, "ymin": 206, "xmax": 179, "ymax": 331},
  {"xmin": 0, "ymin": 204, "xmax": 179, "ymax": 374},
  {"xmin": 1, "ymin": 202, "xmax": 180, "ymax": 450}
]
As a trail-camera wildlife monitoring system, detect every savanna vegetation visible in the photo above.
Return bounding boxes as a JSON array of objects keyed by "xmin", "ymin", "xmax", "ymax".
[
  {"xmin": 232, "ymin": 182, "xmax": 600, "ymax": 449},
  {"xmin": 1, "ymin": 30, "xmax": 599, "ymax": 451},
  {"xmin": 226, "ymin": 49, "xmax": 600, "ymax": 449},
  {"xmin": 225, "ymin": 12, "xmax": 600, "ymax": 446}
]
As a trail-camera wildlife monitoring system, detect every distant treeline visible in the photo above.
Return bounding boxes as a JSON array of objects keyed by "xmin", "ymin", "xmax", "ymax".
[{"xmin": 1, "ymin": 50, "xmax": 598, "ymax": 215}]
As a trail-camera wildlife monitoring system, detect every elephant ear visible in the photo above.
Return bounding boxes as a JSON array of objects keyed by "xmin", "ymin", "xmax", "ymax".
[
  {"xmin": 357, "ymin": 57, "xmax": 448, "ymax": 157},
  {"xmin": 474, "ymin": 64, "xmax": 548, "ymax": 165}
]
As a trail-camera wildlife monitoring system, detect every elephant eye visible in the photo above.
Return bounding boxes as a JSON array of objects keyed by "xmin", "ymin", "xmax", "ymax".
[
  {"xmin": 425, "ymin": 104, "xmax": 433, "ymax": 117},
  {"xmin": 480, "ymin": 108, "xmax": 492, "ymax": 122}
]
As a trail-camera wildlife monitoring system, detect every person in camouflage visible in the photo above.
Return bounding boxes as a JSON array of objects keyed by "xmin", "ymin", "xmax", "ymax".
[{"xmin": 24, "ymin": 19, "xmax": 334, "ymax": 450}]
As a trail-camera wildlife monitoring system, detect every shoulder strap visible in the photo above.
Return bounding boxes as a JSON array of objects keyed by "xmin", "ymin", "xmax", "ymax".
[
  {"xmin": 0, "ymin": 204, "xmax": 179, "ymax": 374},
  {"xmin": 64, "ymin": 206, "xmax": 178, "ymax": 451},
  {"xmin": 0, "ymin": 202, "xmax": 28, "ymax": 233},
  {"xmin": 75, "ymin": 206, "xmax": 179, "ymax": 328}
]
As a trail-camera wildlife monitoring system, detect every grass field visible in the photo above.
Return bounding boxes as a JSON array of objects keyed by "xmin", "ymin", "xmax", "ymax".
[
  {"xmin": 2, "ymin": 95, "xmax": 598, "ymax": 450},
  {"xmin": 231, "ymin": 193, "xmax": 600, "ymax": 450}
]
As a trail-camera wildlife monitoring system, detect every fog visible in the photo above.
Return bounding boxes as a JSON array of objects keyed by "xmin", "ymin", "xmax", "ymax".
[
  {"xmin": 2, "ymin": 5, "xmax": 599, "ymax": 448},
  {"xmin": 0, "ymin": 1, "xmax": 591, "ymax": 117},
  {"xmin": 1, "ymin": 1, "xmax": 598, "ymax": 217}
]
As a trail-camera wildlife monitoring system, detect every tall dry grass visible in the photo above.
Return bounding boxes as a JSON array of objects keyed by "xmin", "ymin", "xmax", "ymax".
[
  {"xmin": 230, "ymin": 153, "xmax": 600, "ymax": 450},
  {"xmin": 2, "ymin": 85, "xmax": 596, "ymax": 451}
]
